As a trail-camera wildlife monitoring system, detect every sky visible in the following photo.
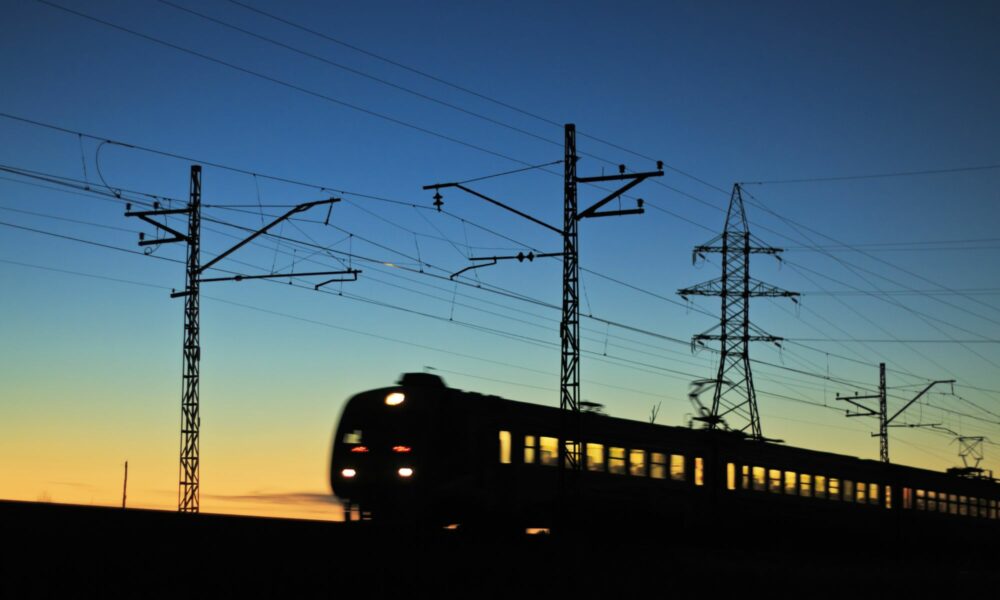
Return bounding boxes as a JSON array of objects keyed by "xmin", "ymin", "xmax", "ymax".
[{"xmin": 1, "ymin": 0, "xmax": 999, "ymax": 520}]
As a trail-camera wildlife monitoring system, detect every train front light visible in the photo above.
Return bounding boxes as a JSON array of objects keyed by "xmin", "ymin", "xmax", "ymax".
[
  {"xmin": 398, "ymin": 467, "xmax": 414, "ymax": 478},
  {"xmin": 385, "ymin": 392, "xmax": 405, "ymax": 406},
  {"xmin": 341, "ymin": 468, "xmax": 357, "ymax": 479}
]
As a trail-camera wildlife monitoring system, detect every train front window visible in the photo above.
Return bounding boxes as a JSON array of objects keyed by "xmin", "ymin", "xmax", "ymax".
[
  {"xmin": 752, "ymin": 466, "xmax": 765, "ymax": 491},
  {"xmin": 869, "ymin": 483, "xmax": 879, "ymax": 506},
  {"xmin": 342, "ymin": 430, "xmax": 363, "ymax": 444},
  {"xmin": 587, "ymin": 443, "xmax": 605, "ymax": 472},
  {"xmin": 629, "ymin": 449, "xmax": 647, "ymax": 477},
  {"xmin": 856, "ymin": 482, "xmax": 867, "ymax": 504},
  {"xmin": 540, "ymin": 437, "xmax": 558, "ymax": 466},
  {"xmin": 814, "ymin": 475, "xmax": 826, "ymax": 499}
]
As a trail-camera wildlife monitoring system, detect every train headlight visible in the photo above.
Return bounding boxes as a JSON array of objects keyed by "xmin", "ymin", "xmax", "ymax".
[
  {"xmin": 341, "ymin": 468, "xmax": 357, "ymax": 478},
  {"xmin": 398, "ymin": 467, "xmax": 414, "ymax": 478},
  {"xmin": 385, "ymin": 392, "xmax": 405, "ymax": 406}
]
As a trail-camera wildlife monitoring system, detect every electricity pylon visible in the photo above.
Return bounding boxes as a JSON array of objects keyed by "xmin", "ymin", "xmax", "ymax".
[{"xmin": 678, "ymin": 183, "xmax": 797, "ymax": 440}]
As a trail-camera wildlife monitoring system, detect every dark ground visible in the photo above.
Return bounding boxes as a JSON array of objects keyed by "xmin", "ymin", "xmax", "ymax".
[{"xmin": 1, "ymin": 500, "xmax": 997, "ymax": 597}]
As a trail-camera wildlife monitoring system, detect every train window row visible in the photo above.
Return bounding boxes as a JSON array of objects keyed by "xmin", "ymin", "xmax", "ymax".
[
  {"xmin": 499, "ymin": 431, "xmax": 702, "ymax": 484},
  {"xmin": 726, "ymin": 463, "xmax": 891, "ymax": 508},
  {"xmin": 902, "ymin": 487, "xmax": 998, "ymax": 519},
  {"xmin": 726, "ymin": 463, "xmax": 999, "ymax": 520}
]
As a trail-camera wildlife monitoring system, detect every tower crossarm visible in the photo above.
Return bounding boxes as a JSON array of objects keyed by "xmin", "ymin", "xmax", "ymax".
[
  {"xmin": 747, "ymin": 278, "xmax": 800, "ymax": 298},
  {"xmin": 677, "ymin": 278, "xmax": 725, "ymax": 298}
]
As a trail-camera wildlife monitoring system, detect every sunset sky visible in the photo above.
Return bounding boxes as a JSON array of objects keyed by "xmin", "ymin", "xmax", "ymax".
[{"xmin": 2, "ymin": 0, "xmax": 999, "ymax": 520}]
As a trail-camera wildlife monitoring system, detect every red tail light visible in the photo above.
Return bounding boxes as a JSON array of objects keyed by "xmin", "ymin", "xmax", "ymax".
[
  {"xmin": 350, "ymin": 446, "xmax": 369, "ymax": 453},
  {"xmin": 392, "ymin": 445, "xmax": 412, "ymax": 453}
]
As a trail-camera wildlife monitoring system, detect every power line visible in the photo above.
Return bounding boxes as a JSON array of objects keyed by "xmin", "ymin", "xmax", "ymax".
[{"xmin": 742, "ymin": 163, "xmax": 1000, "ymax": 185}]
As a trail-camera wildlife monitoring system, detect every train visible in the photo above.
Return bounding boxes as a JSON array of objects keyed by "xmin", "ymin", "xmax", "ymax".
[{"xmin": 329, "ymin": 373, "xmax": 1000, "ymax": 540}]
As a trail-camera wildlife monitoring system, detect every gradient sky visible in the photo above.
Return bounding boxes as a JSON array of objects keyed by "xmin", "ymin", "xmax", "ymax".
[{"xmin": 2, "ymin": 0, "xmax": 999, "ymax": 520}]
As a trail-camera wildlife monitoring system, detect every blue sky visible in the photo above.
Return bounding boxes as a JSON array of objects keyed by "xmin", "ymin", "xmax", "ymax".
[{"xmin": 1, "ymin": 0, "xmax": 999, "ymax": 515}]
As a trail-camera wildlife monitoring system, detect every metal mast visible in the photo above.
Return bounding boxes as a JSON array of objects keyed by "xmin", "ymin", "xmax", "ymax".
[
  {"xmin": 423, "ymin": 123, "xmax": 662, "ymax": 479},
  {"xmin": 678, "ymin": 183, "xmax": 798, "ymax": 439},
  {"xmin": 179, "ymin": 165, "xmax": 201, "ymax": 511},
  {"xmin": 127, "ymin": 166, "xmax": 355, "ymax": 512},
  {"xmin": 838, "ymin": 365, "xmax": 954, "ymax": 463},
  {"xmin": 561, "ymin": 124, "xmax": 580, "ymax": 469}
]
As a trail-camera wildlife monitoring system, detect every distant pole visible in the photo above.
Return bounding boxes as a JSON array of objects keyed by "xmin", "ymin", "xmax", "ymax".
[
  {"xmin": 838, "ymin": 363, "xmax": 953, "ymax": 463},
  {"xmin": 122, "ymin": 460, "xmax": 128, "ymax": 509},
  {"xmin": 878, "ymin": 363, "xmax": 888, "ymax": 463}
]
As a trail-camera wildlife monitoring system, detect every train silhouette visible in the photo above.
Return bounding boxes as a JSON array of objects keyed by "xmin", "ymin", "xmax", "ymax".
[{"xmin": 330, "ymin": 373, "xmax": 1000, "ymax": 539}]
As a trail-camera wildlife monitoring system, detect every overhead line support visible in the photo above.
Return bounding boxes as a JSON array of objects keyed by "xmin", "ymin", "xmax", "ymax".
[{"xmin": 126, "ymin": 169, "xmax": 355, "ymax": 513}]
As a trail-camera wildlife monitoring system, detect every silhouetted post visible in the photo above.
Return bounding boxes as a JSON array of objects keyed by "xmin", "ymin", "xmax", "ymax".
[
  {"xmin": 127, "ymin": 167, "xmax": 353, "ymax": 513},
  {"xmin": 423, "ymin": 125, "xmax": 662, "ymax": 526},
  {"xmin": 838, "ymin": 363, "xmax": 953, "ymax": 463},
  {"xmin": 122, "ymin": 460, "xmax": 128, "ymax": 510}
]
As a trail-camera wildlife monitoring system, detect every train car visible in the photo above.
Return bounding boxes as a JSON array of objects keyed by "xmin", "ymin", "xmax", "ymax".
[{"xmin": 330, "ymin": 373, "xmax": 1000, "ymax": 540}]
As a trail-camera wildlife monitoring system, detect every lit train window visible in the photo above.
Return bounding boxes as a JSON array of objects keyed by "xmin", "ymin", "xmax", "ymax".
[
  {"xmin": 843, "ymin": 481, "xmax": 855, "ymax": 503},
  {"xmin": 587, "ymin": 443, "xmax": 605, "ymax": 472},
  {"xmin": 938, "ymin": 491, "xmax": 947, "ymax": 514},
  {"xmin": 670, "ymin": 455, "xmax": 686, "ymax": 482},
  {"xmin": 629, "ymin": 449, "xmax": 647, "ymax": 477},
  {"xmin": 915, "ymin": 489, "xmax": 925, "ymax": 510},
  {"xmin": 902, "ymin": 487, "xmax": 912, "ymax": 509},
  {"xmin": 927, "ymin": 489, "xmax": 938, "ymax": 511},
  {"xmin": 524, "ymin": 435, "xmax": 536, "ymax": 464},
  {"xmin": 970, "ymin": 498, "xmax": 979, "ymax": 518},
  {"xmin": 959, "ymin": 496, "xmax": 968, "ymax": 517},
  {"xmin": 726, "ymin": 463, "xmax": 736, "ymax": 491},
  {"xmin": 564, "ymin": 440, "xmax": 581, "ymax": 466},
  {"xmin": 856, "ymin": 482, "xmax": 867, "ymax": 505},
  {"xmin": 499, "ymin": 431, "xmax": 511, "ymax": 465},
  {"xmin": 650, "ymin": 453, "xmax": 666, "ymax": 479},
  {"xmin": 768, "ymin": 469, "xmax": 781, "ymax": 494},
  {"xmin": 948, "ymin": 494, "xmax": 957, "ymax": 515},
  {"xmin": 694, "ymin": 457, "xmax": 704, "ymax": 487},
  {"xmin": 342, "ymin": 430, "xmax": 363, "ymax": 444},
  {"xmin": 799, "ymin": 474, "xmax": 812, "ymax": 498},
  {"xmin": 539, "ymin": 437, "xmax": 558, "ymax": 467},
  {"xmin": 609, "ymin": 447, "xmax": 626, "ymax": 475},
  {"xmin": 991, "ymin": 499, "xmax": 997, "ymax": 520},
  {"xmin": 784, "ymin": 471, "xmax": 797, "ymax": 496},
  {"xmin": 752, "ymin": 466, "xmax": 765, "ymax": 491},
  {"xmin": 885, "ymin": 486, "xmax": 892, "ymax": 509},
  {"xmin": 869, "ymin": 483, "xmax": 879, "ymax": 506},
  {"xmin": 741, "ymin": 465, "xmax": 750, "ymax": 490},
  {"xmin": 829, "ymin": 478, "xmax": 841, "ymax": 501},
  {"xmin": 814, "ymin": 475, "xmax": 826, "ymax": 499}
]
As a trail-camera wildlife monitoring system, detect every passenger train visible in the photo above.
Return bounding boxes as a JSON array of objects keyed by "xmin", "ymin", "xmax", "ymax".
[{"xmin": 329, "ymin": 373, "xmax": 1000, "ymax": 540}]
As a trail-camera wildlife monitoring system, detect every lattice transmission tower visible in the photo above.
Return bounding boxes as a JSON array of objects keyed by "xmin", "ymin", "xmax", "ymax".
[{"xmin": 678, "ymin": 183, "xmax": 798, "ymax": 439}]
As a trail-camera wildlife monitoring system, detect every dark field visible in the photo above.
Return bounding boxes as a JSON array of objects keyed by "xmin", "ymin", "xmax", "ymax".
[{"xmin": 1, "ymin": 500, "xmax": 996, "ymax": 596}]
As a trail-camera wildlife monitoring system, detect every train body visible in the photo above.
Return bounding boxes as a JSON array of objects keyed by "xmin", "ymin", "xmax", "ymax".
[{"xmin": 330, "ymin": 373, "xmax": 1000, "ymax": 540}]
